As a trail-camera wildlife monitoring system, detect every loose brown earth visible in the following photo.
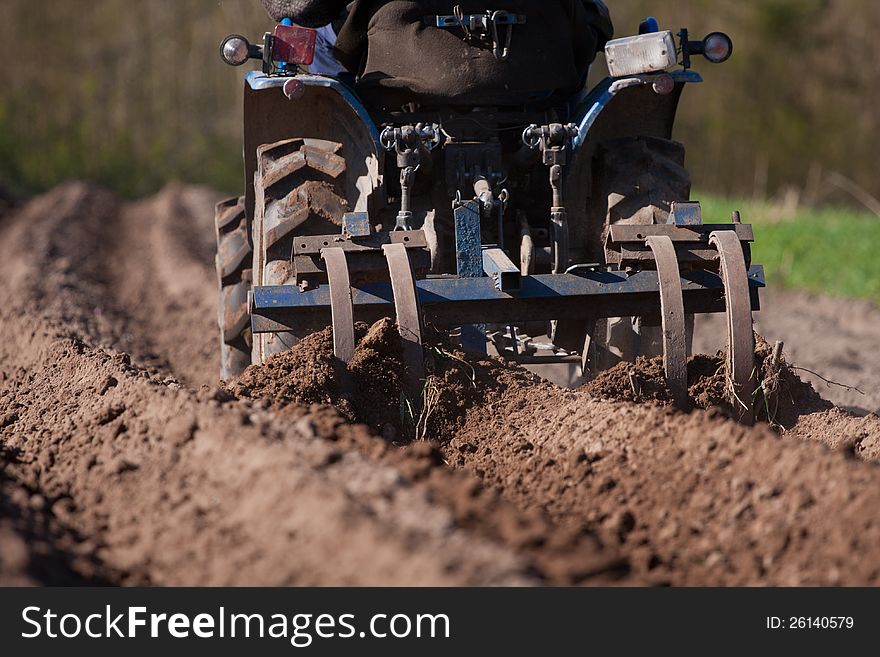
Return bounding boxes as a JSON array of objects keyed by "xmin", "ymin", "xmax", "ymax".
[{"xmin": 2, "ymin": 183, "xmax": 879, "ymax": 586}]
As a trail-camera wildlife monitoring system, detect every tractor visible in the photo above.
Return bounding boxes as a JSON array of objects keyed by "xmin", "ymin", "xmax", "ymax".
[{"xmin": 215, "ymin": 2, "xmax": 763, "ymax": 423}]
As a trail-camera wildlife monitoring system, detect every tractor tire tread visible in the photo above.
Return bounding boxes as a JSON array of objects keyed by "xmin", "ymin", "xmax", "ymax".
[{"xmin": 214, "ymin": 196, "xmax": 253, "ymax": 379}]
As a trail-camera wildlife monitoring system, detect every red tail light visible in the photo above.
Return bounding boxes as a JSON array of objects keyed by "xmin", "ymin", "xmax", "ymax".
[{"xmin": 272, "ymin": 24, "xmax": 317, "ymax": 66}]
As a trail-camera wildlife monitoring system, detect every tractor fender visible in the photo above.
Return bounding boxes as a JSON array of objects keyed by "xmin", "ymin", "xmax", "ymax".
[
  {"xmin": 564, "ymin": 69, "xmax": 701, "ymax": 260},
  {"xmin": 570, "ymin": 70, "xmax": 702, "ymax": 153},
  {"xmin": 242, "ymin": 72, "xmax": 385, "ymax": 236}
]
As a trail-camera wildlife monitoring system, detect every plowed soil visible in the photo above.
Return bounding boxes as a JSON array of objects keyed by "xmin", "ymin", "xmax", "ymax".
[{"xmin": 2, "ymin": 182, "xmax": 880, "ymax": 586}]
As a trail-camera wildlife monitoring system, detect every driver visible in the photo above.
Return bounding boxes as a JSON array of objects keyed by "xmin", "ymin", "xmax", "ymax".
[{"xmin": 261, "ymin": 1, "xmax": 613, "ymax": 89}]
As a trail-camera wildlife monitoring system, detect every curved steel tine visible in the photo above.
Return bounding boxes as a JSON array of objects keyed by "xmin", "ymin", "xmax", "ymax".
[
  {"xmin": 382, "ymin": 243, "xmax": 426, "ymax": 396},
  {"xmin": 321, "ymin": 247, "xmax": 355, "ymax": 364},
  {"xmin": 709, "ymin": 230, "xmax": 756, "ymax": 425},
  {"xmin": 645, "ymin": 235, "xmax": 688, "ymax": 409}
]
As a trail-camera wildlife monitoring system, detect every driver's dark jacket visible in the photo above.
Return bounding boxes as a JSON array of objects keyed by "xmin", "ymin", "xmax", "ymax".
[{"xmin": 264, "ymin": 1, "xmax": 614, "ymax": 108}]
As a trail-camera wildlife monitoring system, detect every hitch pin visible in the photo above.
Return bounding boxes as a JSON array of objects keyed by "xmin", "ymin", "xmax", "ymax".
[{"xmin": 490, "ymin": 11, "xmax": 514, "ymax": 60}]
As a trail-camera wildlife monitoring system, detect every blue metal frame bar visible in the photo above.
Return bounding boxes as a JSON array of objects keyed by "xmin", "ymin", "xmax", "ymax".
[
  {"xmin": 453, "ymin": 200, "xmax": 487, "ymax": 351},
  {"xmin": 454, "ymin": 201, "xmax": 483, "ymax": 278},
  {"xmin": 251, "ymin": 266, "xmax": 765, "ymax": 334}
]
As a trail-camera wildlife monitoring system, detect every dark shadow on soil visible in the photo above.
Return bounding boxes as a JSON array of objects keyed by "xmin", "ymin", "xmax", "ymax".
[{"xmin": 1, "ymin": 445, "xmax": 118, "ymax": 586}]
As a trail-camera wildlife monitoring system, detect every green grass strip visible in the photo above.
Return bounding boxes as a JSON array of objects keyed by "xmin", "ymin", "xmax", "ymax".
[{"xmin": 698, "ymin": 194, "xmax": 880, "ymax": 303}]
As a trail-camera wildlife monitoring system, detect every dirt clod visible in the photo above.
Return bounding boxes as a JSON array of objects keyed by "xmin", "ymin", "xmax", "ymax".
[{"xmin": 583, "ymin": 336, "xmax": 833, "ymax": 429}]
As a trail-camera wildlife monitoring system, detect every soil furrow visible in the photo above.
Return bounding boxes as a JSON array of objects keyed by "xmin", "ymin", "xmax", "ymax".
[
  {"xmin": 0, "ymin": 183, "xmax": 622, "ymax": 585},
  {"xmin": 443, "ymin": 369, "xmax": 880, "ymax": 585},
  {"xmin": 230, "ymin": 314, "xmax": 880, "ymax": 586},
  {"xmin": 3, "ymin": 181, "xmax": 880, "ymax": 587}
]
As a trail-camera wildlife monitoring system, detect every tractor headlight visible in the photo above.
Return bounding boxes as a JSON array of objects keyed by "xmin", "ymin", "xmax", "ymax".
[
  {"xmin": 702, "ymin": 32, "xmax": 733, "ymax": 64},
  {"xmin": 220, "ymin": 35, "xmax": 251, "ymax": 66},
  {"xmin": 604, "ymin": 30, "xmax": 677, "ymax": 77}
]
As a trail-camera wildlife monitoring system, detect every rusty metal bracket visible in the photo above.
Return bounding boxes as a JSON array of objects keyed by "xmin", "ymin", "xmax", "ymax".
[
  {"xmin": 609, "ymin": 223, "xmax": 755, "ymax": 244},
  {"xmin": 709, "ymin": 230, "xmax": 756, "ymax": 425},
  {"xmin": 294, "ymin": 230, "xmax": 426, "ymax": 257},
  {"xmin": 321, "ymin": 248, "xmax": 355, "ymax": 364},
  {"xmin": 606, "ymin": 223, "xmax": 754, "ymax": 269},
  {"xmin": 645, "ymin": 236, "xmax": 687, "ymax": 408},
  {"xmin": 382, "ymin": 243, "xmax": 426, "ymax": 398}
]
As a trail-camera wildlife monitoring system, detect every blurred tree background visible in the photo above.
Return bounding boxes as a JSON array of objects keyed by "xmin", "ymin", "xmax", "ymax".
[{"xmin": 1, "ymin": 0, "xmax": 878, "ymax": 206}]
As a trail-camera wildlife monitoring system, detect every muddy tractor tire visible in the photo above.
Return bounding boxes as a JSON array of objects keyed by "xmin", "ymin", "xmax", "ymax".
[
  {"xmin": 589, "ymin": 136, "xmax": 692, "ymax": 371},
  {"xmin": 252, "ymin": 138, "xmax": 349, "ymax": 365},
  {"xmin": 601, "ymin": 136, "xmax": 691, "ymax": 230},
  {"xmin": 215, "ymin": 196, "xmax": 253, "ymax": 380}
]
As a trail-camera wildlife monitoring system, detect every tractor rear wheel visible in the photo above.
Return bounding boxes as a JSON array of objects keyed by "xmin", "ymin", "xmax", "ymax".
[
  {"xmin": 214, "ymin": 196, "xmax": 253, "ymax": 380},
  {"xmin": 600, "ymin": 135, "xmax": 691, "ymax": 229},
  {"xmin": 252, "ymin": 138, "xmax": 349, "ymax": 364},
  {"xmin": 589, "ymin": 136, "xmax": 692, "ymax": 370}
]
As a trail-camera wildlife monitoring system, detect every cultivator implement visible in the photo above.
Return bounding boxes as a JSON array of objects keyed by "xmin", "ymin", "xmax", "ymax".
[
  {"xmin": 222, "ymin": 12, "xmax": 759, "ymax": 422},
  {"xmin": 250, "ymin": 201, "xmax": 764, "ymax": 424}
]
